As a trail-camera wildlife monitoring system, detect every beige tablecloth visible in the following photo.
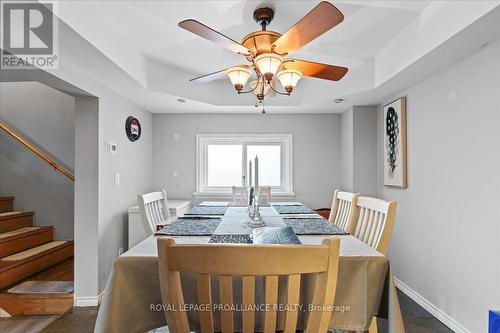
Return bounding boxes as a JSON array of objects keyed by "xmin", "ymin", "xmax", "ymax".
[{"xmin": 95, "ymin": 233, "xmax": 404, "ymax": 332}]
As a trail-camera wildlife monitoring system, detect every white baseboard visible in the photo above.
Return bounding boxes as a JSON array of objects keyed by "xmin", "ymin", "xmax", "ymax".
[
  {"xmin": 394, "ymin": 277, "xmax": 471, "ymax": 333},
  {"xmin": 74, "ymin": 296, "xmax": 98, "ymax": 307},
  {"xmin": 74, "ymin": 290, "xmax": 105, "ymax": 307}
]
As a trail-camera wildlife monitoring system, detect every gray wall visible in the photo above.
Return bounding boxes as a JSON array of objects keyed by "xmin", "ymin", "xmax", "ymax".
[
  {"xmin": 51, "ymin": 20, "xmax": 154, "ymax": 296},
  {"xmin": 353, "ymin": 106, "xmax": 378, "ymax": 196},
  {"xmin": 97, "ymin": 89, "xmax": 153, "ymax": 291},
  {"xmin": 340, "ymin": 108, "xmax": 353, "ymax": 190},
  {"xmin": 152, "ymin": 114, "xmax": 341, "ymax": 209},
  {"xmin": 340, "ymin": 106, "xmax": 378, "ymax": 195},
  {"xmin": 0, "ymin": 82, "xmax": 75, "ymax": 240},
  {"xmin": 0, "ymin": 19, "xmax": 155, "ymax": 300},
  {"xmin": 377, "ymin": 40, "xmax": 500, "ymax": 332},
  {"xmin": 74, "ymin": 97, "xmax": 99, "ymax": 299}
]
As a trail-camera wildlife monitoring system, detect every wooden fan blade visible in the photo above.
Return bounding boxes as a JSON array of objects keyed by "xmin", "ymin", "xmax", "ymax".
[
  {"xmin": 272, "ymin": 2, "xmax": 344, "ymax": 55},
  {"xmin": 179, "ymin": 19, "xmax": 252, "ymax": 55},
  {"xmin": 283, "ymin": 59, "xmax": 348, "ymax": 81},
  {"xmin": 190, "ymin": 65, "xmax": 250, "ymax": 83}
]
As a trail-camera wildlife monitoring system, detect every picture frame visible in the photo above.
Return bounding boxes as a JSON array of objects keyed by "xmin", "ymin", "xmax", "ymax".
[
  {"xmin": 125, "ymin": 116, "xmax": 141, "ymax": 142},
  {"xmin": 383, "ymin": 96, "xmax": 407, "ymax": 188}
]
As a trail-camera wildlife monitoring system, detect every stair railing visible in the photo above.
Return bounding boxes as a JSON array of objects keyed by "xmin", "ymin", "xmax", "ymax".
[{"xmin": 0, "ymin": 121, "xmax": 75, "ymax": 182}]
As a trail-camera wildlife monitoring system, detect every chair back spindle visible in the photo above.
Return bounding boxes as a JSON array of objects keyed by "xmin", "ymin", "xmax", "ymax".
[
  {"xmin": 352, "ymin": 196, "xmax": 397, "ymax": 254},
  {"xmin": 232, "ymin": 186, "xmax": 248, "ymax": 206},
  {"xmin": 232, "ymin": 186, "xmax": 271, "ymax": 206},
  {"xmin": 258, "ymin": 186, "xmax": 271, "ymax": 205},
  {"xmin": 328, "ymin": 190, "xmax": 358, "ymax": 233},
  {"xmin": 137, "ymin": 189, "xmax": 172, "ymax": 236}
]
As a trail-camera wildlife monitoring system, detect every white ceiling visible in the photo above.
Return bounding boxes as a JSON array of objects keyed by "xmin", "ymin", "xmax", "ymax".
[
  {"xmin": 94, "ymin": 1, "xmax": 427, "ymax": 72},
  {"xmin": 55, "ymin": 0, "xmax": 500, "ymax": 113}
]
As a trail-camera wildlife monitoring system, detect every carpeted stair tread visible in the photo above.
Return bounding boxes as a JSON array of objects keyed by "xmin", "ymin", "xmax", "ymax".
[
  {"xmin": 2, "ymin": 241, "xmax": 68, "ymax": 261},
  {"xmin": 7, "ymin": 280, "xmax": 74, "ymax": 294},
  {"xmin": 0, "ymin": 227, "xmax": 43, "ymax": 239},
  {"xmin": 0, "ymin": 211, "xmax": 23, "ymax": 217}
]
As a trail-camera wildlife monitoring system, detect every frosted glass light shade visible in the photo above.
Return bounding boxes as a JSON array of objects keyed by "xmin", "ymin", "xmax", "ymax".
[
  {"xmin": 254, "ymin": 53, "xmax": 282, "ymax": 79},
  {"xmin": 250, "ymin": 80, "xmax": 270, "ymax": 97},
  {"xmin": 226, "ymin": 67, "xmax": 252, "ymax": 91},
  {"xmin": 277, "ymin": 69, "xmax": 302, "ymax": 93}
]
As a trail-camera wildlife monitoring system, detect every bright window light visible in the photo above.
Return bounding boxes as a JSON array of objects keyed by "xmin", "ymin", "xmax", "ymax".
[
  {"xmin": 247, "ymin": 145, "xmax": 281, "ymax": 186},
  {"xmin": 196, "ymin": 134, "xmax": 293, "ymax": 196},
  {"xmin": 207, "ymin": 144, "xmax": 242, "ymax": 186}
]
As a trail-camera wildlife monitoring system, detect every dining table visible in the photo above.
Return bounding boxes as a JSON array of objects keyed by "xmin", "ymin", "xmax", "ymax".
[{"xmin": 94, "ymin": 202, "xmax": 405, "ymax": 333}]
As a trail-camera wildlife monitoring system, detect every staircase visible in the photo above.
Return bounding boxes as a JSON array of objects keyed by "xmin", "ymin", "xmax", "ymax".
[{"xmin": 0, "ymin": 196, "xmax": 74, "ymax": 316}]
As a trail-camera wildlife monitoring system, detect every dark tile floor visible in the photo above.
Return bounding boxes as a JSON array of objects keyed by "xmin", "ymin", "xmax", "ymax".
[
  {"xmin": 0, "ymin": 288, "xmax": 454, "ymax": 333},
  {"xmin": 387, "ymin": 290, "xmax": 454, "ymax": 333},
  {"xmin": 39, "ymin": 306, "xmax": 98, "ymax": 333}
]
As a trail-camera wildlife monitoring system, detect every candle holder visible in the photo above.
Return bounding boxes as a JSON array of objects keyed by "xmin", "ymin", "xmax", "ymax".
[
  {"xmin": 247, "ymin": 188, "xmax": 265, "ymax": 228},
  {"xmin": 247, "ymin": 187, "xmax": 254, "ymax": 215}
]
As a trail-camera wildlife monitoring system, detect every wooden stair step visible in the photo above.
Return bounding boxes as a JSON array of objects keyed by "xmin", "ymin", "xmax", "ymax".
[
  {"xmin": 0, "ymin": 258, "xmax": 74, "ymax": 316},
  {"xmin": 0, "ymin": 226, "xmax": 54, "ymax": 258},
  {"xmin": 0, "ymin": 211, "xmax": 34, "ymax": 233},
  {"xmin": 0, "ymin": 196, "xmax": 14, "ymax": 213},
  {"xmin": 3, "ymin": 241, "xmax": 67, "ymax": 261},
  {"xmin": 0, "ymin": 241, "xmax": 74, "ymax": 289},
  {"xmin": 0, "ymin": 291, "xmax": 73, "ymax": 316}
]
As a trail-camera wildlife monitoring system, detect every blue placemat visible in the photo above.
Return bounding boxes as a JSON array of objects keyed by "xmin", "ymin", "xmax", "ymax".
[
  {"xmin": 208, "ymin": 228, "xmax": 302, "ymax": 244},
  {"xmin": 185, "ymin": 205, "xmax": 228, "ymax": 215},
  {"xmin": 272, "ymin": 204, "xmax": 315, "ymax": 214},
  {"xmin": 253, "ymin": 227, "xmax": 301, "ymax": 244},
  {"xmin": 283, "ymin": 218, "xmax": 348, "ymax": 235},
  {"xmin": 155, "ymin": 217, "xmax": 221, "ymax": 236},
  {"xmin": 209, "ymin": 234, "xmax": 252, "ymax": 244}
]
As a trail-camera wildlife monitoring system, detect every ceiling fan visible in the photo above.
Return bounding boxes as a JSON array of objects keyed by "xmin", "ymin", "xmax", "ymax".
[{"xmin": 179, "ymin": 1, "xmax": 348, "ymax": 109}]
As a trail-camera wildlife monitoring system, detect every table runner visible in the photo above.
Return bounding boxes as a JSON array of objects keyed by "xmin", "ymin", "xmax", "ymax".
[
  {"xmin": 198, "ymin": 201, "xmax": 228, "ymax": 206},
  {"xmin": 155, "ymin": 217, "xmax": 221, "ymax": 236},
  {"xmin": 284, "ymin": 217, "xmax": 349, "ymax": 235},
  {"xmin": 271, "ymin": 204, "xmax": 315, "ymax": 214},
  {"xmin": 185, "ymin": 205, "xmax": 228, "ymax": 215},
  {"xmin": 269, "ymin": 201, "xmax": 302, "ymax": 206}
]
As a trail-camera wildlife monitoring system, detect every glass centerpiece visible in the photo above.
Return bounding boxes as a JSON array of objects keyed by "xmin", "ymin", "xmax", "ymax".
[{"xmin": 247, "ymin": 187, "xmax": 265, "ymax": 228}]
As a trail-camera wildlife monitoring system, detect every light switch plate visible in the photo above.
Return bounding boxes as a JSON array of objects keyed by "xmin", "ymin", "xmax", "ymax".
[
  {"xmin": 114, "ymin": 172, "xmax": 120, "ymax": 186},
  {"xmin": 106, "ymin": 141, "xmax": 118, "ymax": 154}
]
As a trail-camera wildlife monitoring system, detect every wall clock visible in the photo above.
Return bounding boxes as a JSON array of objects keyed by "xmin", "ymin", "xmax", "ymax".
[{"xmin": 125, "ymin": 116, "xmax": 141, "ymax": 142}]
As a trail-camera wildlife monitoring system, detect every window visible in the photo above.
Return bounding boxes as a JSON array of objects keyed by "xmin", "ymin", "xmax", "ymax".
[
  {"xmin": 207, "ymin": 145, "xmax": 242, "ymax": 186},
  {"xmin": 246, "ymin": 145, "xmax": 281, "ymax": 187},
  {"xmin": 196, "ymin": 134, "xmax": 294, "ymax": 198}
]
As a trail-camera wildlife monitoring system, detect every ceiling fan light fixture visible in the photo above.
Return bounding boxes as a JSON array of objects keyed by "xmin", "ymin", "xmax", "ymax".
[
  {"xmin": 226, "ymin": 67, "xmax": 252, "ymax": 91},
  {"xmin": 254, "ymin": 53, "xmax": 282, "ymax": 81},
  {"xmin": 182, "ymin": 2, "xmax": 348, "ymax": 108},
  {"xmin": 277, "ymin": 69, "xmax": 302, "ymax": 93},
  {"xmin": 250, "ymin": 80, "xmax": 270, "ymax": 100}
]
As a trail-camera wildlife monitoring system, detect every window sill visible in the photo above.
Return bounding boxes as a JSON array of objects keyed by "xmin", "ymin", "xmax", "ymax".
[{"xmin": 193, "ymin": 191, "xmax": 296, "ymax": 201}]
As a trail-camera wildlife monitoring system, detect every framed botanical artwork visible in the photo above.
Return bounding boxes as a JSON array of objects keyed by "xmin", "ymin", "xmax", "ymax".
[{"xmin": 383, "ymin": 96, "xmax": 407, "ymax": 188}]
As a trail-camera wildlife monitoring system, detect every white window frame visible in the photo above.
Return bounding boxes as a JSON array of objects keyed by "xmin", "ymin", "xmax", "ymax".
[{"xmin": 195, "ymin": 134, "xmax": 294, "ymax": 199}]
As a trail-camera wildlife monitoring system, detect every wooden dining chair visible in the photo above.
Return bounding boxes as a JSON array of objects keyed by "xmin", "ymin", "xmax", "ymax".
[
  {"xmin": 351, "ymin": 196, "xmax": 397, "ymax": 255},
  {"xmin": 328, "ymin": 190, "xmax": 359, "ymax": 233},
  {"xmin": 258, "ymin": 186, "xmax": 271, "ymax": 205},
  {"xmin": 350, "ymin": 196, "xmax": 397, "ymax": 333},
  {"xmin": 137, "ymin": 189, "xmax": 173, "ymax": 236},
  {"xmin": 231, "ymin": 186, "xmax": 248, "ymax": 206},
  {"xmin": 157, "ymin": 237, "xmax": 341, "ymax": 333}
]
